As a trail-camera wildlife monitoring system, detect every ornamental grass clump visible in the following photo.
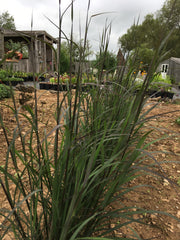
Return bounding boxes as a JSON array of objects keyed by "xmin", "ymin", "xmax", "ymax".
[{"xmin": 0, "ymin": 1, "xmax": 178, "ymax": 239}]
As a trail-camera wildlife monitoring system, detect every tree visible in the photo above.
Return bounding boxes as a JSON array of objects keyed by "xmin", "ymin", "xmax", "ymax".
[
  {"xmin": 59, "ymin": 41, "xmax": 70, "ymax": 74},
  {"xmin": 94, "ymin": 51, "xmax": 117, "ymax": 73},
  {"xmin": 140, "ymin": 14, "xmax": 170, "ymax": 51},
  {"xmin": 118, "ymin": 14, "xmax": 166, "ymax": 53},
  {"xmin": 70, "ymin": 39, "xmax": 93, "ymax": 62},
  {"xmin": 157, "ymin": 0, "xmax": 180, "ymax": 57},
  {"xmin": 118, "ymin": 0, "xmax": 180, "ymax": 58},
  {"xmin": 159, "ymin": 0, "xmax": 180, "ymax": 29},
  {"xmin": 57, "ymin": 39, "xmax": 93, "ymax": 74},
  {"xmin": 158, "ymin": 0, "xmax": 180, "ymax": 57},
  {"xmin": 130, "ymin": 44, "xmax": 155, "ymax": 71},
  {"xmin": 0, "ymin": 11, "xmax": 16, "ymax": 30},
  {"xmin": 118, "ymin": 25, "xmax": 142, "ymax": 52}
]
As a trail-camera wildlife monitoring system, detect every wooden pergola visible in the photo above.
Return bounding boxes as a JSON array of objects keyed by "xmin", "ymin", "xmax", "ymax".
[{"xmin": 0, "ymin": 29, "xmax": 57, "ymax": 73}]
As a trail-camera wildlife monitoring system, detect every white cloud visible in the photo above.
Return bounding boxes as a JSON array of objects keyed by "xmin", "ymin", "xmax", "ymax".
[{"xmin": 1, "ymin": 0, "xmax": 166, "ymax": 55}]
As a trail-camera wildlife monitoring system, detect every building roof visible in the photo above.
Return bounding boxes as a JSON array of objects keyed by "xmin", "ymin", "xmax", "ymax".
[
  {"xmin": 170, "ymin": 57, "xmax": 180, "ymax": 64},
  {"xmin": 2, "ymin": 29, "xmax": 57, "ymax": 43}
]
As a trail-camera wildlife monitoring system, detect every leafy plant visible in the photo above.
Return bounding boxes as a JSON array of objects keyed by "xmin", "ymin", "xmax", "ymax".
[
  {"xmin": 134, "ymin": 73, "xmax": 173, "ymax": 92},
  {"xmin": 0, "ymin": 69, "xmax": 24, "ymax": 82},
  {"xmin": 13, "ymin": 71, "xmax": 28, "ymax": 78},
  {"xmin": 49, "ymin": 73, "xmax": 96, "ymax": 84},
  {"xmin": 1, "ymin": 77, "xmax": 24, "ymax": 82},
  {"xmin": 150, "ymin": 73, "xmax": 172, "ymax": 91},
  {"xmin": 0, "ymin": 84, "xmax": 12, "ymax": 99}
]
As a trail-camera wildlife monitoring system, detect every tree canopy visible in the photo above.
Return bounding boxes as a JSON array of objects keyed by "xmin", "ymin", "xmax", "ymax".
[
  {"xmin": 70, "ymin": 39, "xmax": 93, "ymax": 62},
  {"xmin": 0, "ymin": 11, "xmax": 16, "ymax": 30},
  {"xmin": 58, "ymin": 39, "xmax": 92, "ymax": 74},
  {"xmin": 57, "ymin": 39, "xmax": 92, "ymax": 73},
  {"xmin": 159, "ymin": 0, "xmax": 180, "ymax": 29},
  {"xmin": 94, "ymin": 50, "xmax": 117, "ymax": 73},
  {"xmin": 59, "ymin": 41, "xmax": 70, "ymax": 74},
  {"xmin": 118, "ymin": 0, "xmax": 180, "ymax": 66}
]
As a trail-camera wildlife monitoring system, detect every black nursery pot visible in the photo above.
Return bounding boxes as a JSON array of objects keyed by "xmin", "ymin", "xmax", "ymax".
[{"xmin": 148, "ymin": 90, "xmax": 174, "ymax": 99}]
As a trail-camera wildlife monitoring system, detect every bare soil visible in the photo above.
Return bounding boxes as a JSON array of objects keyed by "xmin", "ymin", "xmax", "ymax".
[
  {"xmin": 0, "ymin": 90, "xmax": 180, "ymax": 239},
  {"xmin": 110, "ymin": 98, "xmax": 180, "ymax": 239}
]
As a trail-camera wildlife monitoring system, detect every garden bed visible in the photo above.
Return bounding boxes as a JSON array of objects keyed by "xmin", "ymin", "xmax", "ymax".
[
  {"xmin": 0, "ymin": 90, "xmax": 179, "ymax": 239},
  {"xmin": 39, "ymin": 82, "xmax": 96, "ymax": 91},
  {"xmin": 1, "ymin": 80, "xmax": 24, "ymax": 86},
  {"xmin": 147, "ymin": 89, "xmax": 174, "ymax": 99},
  {"xmin": 39, "ymin": 82, "xmax": 176, "ymax": 98}
]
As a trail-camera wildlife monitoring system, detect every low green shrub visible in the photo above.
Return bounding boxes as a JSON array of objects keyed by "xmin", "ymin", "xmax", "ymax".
[
  {"xmin": 0, "ymin": 84, "xmax": 12, "ymax": 99},
  {"xmin": 1, "ymin": 77, "xmax": 24, "ymax": 82},
  {"xmin": 150, "ymin": 74, "xmax": 172, "ymax": 91},
  {"xmin": 0, "ymin": 69, "xmax": 8, "ymax": 79},
  {"xmin": 13, "ymin": 71, "xmax": 28, "ymax": 78},
  {"xmin": 152, "ymin": 74, "xmax": 172, "ymax": 84},
  {"xmin": 0, "ymin": 69, "xmax": 24, "ymax": 82},
  {"xmin": 134, "ymin": 73, "xmax": 172, "ymax": 92}
]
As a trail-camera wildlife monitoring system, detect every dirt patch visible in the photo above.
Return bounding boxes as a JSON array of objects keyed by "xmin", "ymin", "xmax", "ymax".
[
  {"xmin": 0, "ymin": 90, "xmax": 180, "ymax": 239},
  {"xmin": 110, "ymin": 98, "xmax": 180, "ymax": 239}
]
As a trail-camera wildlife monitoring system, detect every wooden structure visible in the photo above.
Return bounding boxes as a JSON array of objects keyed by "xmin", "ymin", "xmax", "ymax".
[
  {"xmin": 117, "ymin": 48, "xmax": 125, "ymax": 67},
  {"xmin": 157, "ymin": 57, "xmax": 180, "ymax": 83},
  {"xmin": 0, "ymin": 29, "xmax": 57, "ymax": 73}
]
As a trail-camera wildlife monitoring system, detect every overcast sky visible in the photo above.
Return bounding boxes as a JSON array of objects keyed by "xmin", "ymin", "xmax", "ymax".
[{"xmin": 1, "ymin": 0, "xmax": 166, "ymax": 57}]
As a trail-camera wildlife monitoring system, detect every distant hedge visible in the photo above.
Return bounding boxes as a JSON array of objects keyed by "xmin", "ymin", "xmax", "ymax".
[
  {"xmin": 0, "ymin": 77, "xmax": 24, "ymax": 82},
  {"xmin": 0, "ymin": 84, "xmax": 12, "ymax": 100}
]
